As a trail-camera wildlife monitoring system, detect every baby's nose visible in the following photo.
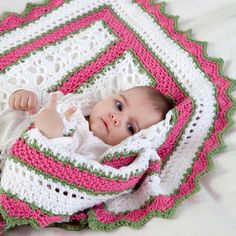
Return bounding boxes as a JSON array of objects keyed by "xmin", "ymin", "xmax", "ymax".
[{"xmin": 110, "ymin": 113, "xmax": 121, "ymax": 127}]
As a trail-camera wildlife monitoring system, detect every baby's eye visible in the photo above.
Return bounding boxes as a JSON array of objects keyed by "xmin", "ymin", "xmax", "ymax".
[
  {"xmin": 127, "ymin": 123, "xmax": 135, "ymax": 135},
  {"xmin": 115, "ymin": 100, "xmax": 123, "ymax": 111}
]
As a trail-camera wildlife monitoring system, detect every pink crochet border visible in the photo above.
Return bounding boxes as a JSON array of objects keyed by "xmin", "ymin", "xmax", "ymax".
[
  {"xmin": 0, "ymin": 0, "xmax": 64, "ymax": 34},
  {"xmin": 0, "ymin": 193, "xmax": 62, "ymax": 227}
]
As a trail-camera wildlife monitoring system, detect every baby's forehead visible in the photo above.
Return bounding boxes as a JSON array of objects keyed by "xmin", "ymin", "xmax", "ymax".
[
  {"xmin": 119, "ymin": 90, "xmax": 159, "ymax": 112},
  {"xmin": 120, "ymin": 89, "xmax": 154, "ymax": 104}
]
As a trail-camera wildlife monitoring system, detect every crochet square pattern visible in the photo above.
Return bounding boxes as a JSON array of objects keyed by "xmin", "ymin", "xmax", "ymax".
[{"xmin": 0, "ymin": 0, "xmax": 235, "ymax": 233}]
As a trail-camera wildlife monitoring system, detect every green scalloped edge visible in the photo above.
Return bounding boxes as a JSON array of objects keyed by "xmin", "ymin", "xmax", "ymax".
[
  {"xmin": 0, "ymin": 0, "xmax": 71, "ymax": 23},
  {"xmin": 0, "ymin": 0, "xmax": 235, "ymax": 232},
  {"xmin": 0, "ymin": 188, "xmax": 63, "ymax": 216},
  {"xmin": 0, "ymin": 204, "xmax": 39, "ymax": 232},
  {"xmin": 0, "ymin": 0, "xmax": 50, "ymax": 22}
]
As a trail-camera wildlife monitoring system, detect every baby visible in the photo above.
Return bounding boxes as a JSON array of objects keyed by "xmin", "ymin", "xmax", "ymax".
[{"xmin": 8, "ymin": 86, "xmax": 172, "ymax": 158}]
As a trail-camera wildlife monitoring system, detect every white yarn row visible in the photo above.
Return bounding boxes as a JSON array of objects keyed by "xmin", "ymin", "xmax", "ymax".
[
  {"xmin": 0, "ymin": 20, "xmax": 117, "ymax": 109},
  {"xmin": 0, "ymin": 158, "xmax": 131, "ymax": 215},
  {"xmin": 0, "ymin": 0, "xmax": 110, "ymax": 54}
]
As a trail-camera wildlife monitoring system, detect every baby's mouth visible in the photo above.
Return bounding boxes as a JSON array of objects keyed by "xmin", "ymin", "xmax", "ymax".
[{"xmin": 102, "ymin": 119, "xmax": 109, "ymax": 132}]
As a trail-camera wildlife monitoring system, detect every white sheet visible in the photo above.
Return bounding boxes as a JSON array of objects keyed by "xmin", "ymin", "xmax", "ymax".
[{"xmin": 0, "ymin": 0, "xmax": 235, "ymax": 235}]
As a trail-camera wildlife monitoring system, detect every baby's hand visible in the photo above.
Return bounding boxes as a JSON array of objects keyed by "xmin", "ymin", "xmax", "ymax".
[
  {"xmin": 8, "ymin": 89, "xmax": 39, "ymax": 115},
  {"xmin": 34, "ymin": 93, "xmax": 65, "ymax": 139}
]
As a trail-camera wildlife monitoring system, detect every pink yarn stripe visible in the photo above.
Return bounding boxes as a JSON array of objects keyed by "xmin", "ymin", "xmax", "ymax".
[
  {"xmin": 104, "ymin": 157, "xmax": 161, "ymax": 173},
  {"xmin": 10, "ymin": 138, "xmax": 143, "ymax": 193},
  {"xmin": 0, "ymin": 0, "xmax": 64, "ymax": 34},
  {"xmin": 71, "ymin": 212, "xmax": 88, "ymax": 221},
  {"xmin": 0, "ymin": 194, "xmax": 62, "ymax": 228},
  {"xmin": 102, "ymin": 155, "xmax": 137, "ymax": 168},
  {"xmin": 0, "ymin": 8, "xmax": 108, "ymax": 70},
  {"xmin": 148, "ymin": 159, "xmax": 161, "ymax": 173}
]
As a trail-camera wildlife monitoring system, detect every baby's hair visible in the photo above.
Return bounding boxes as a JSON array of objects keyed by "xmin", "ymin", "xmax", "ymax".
[{"xmin": 128, "ymin": 86, "xmax": 173, "ymax": 120}]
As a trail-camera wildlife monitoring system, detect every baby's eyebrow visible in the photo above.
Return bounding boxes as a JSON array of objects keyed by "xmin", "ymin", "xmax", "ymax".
[
  {"xmin": 119, "ymin": 93, "xmax": 129, "ymax": 106},
  {"xmin": 132, "ymin": 118, "xmax": 140, "ymax": 133}
]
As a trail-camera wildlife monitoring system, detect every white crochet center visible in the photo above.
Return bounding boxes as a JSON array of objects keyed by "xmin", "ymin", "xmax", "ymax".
[{"xmin": 0, "ymin": 0, "xmax": 216, "ymax": 215}]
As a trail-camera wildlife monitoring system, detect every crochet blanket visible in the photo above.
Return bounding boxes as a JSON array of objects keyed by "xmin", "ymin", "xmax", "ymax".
[{"xmin": 0, "ymin": 0, "xmax": 235, "ymax": 233}]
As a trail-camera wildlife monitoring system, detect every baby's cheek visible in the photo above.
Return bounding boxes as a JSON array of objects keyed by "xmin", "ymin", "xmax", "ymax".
[
  {"xmin": 90, "ymin": 121, "xmax": 106, "ymax": 138},
  {"xmin": 108, "ymin": 132, "xmax": 128, "ymax": 146}
]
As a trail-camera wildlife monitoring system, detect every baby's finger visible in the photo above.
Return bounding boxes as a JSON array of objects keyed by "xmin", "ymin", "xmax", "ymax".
[
  {"xmin": 28, "ymin": 95, "xmax": 35, "ymax": 110},
  {"xmin": 20, "ymin": 96, "xmax": 29, "ymax": 110},
  {"xmin": 27, "ymin": 100, "xmax": 39, "ymax": 115},
  {"xmin": 14, "ymin": 97, "xmax": 22, "ymax": 110},
  {"xmin": 9, "ymin": 96, "xmax": 15, "ymax": 110},
  {"xmin": 48, "ymin": 93, "xmax": 57, "ymax": 110},
  {"xmin": 64, "ymin": 107, "xmax": 77, "ymax": 120}
]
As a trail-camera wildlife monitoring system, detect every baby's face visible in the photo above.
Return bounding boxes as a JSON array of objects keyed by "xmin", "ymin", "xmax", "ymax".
[{"xmin": 89, "ymin": 88, "xmax": 162, "ymax": 146}]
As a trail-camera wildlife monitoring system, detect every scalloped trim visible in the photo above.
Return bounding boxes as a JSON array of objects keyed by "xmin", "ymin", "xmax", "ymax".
[{"xmin": 0, "ymin": 0, "xmax": 65, "ymax": 35}]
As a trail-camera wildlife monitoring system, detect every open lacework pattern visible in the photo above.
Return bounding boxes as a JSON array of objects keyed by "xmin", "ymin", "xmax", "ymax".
[{"xmin": 0, "ymin": 0, "xmax": 235, "ymax": 233}]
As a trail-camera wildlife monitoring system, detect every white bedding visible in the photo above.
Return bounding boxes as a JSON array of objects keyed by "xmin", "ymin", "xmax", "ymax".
[{"xmin": 0, "ymin": 0, "xmax": 235, "ymax": 235}]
